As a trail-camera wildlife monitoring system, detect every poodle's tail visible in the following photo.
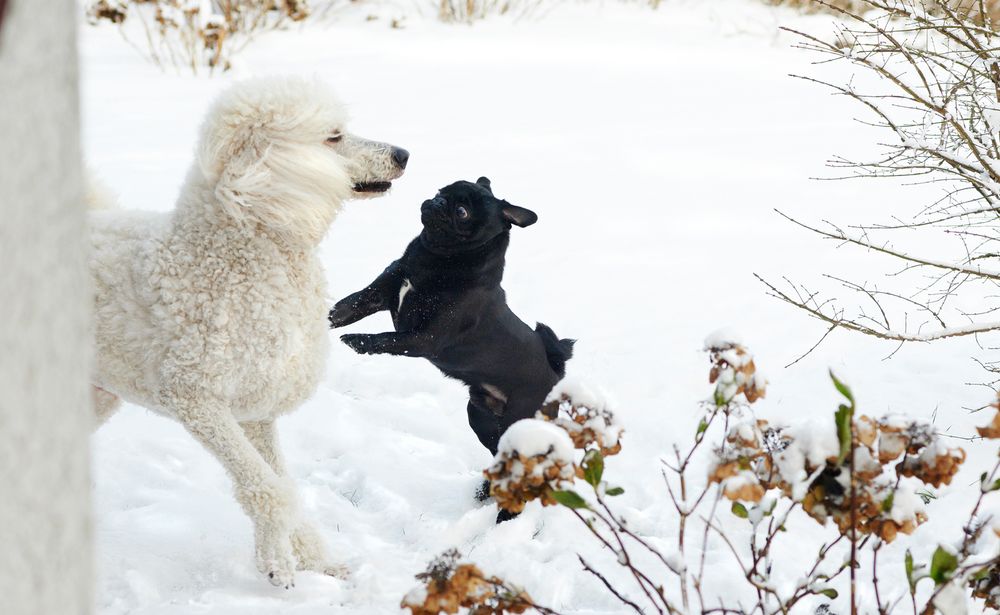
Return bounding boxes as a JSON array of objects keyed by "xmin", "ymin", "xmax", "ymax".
[
  {"xmin": 85, "ymin": 173, "xmax": 118, "ymax": 211},
  {"xmin": 535, "ymin": 322, "xmax": 575, "ymax": 378}
]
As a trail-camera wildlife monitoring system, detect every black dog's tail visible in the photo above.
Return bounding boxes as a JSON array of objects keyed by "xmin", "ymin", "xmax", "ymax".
[{"xmin": 535, "ymin": 322, "xmax": 575, "ymax": 378}]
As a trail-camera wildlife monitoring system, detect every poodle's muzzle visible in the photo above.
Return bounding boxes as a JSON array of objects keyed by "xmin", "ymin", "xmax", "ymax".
[{"xmin": 339, "ymin": 135, "xmax": 410, "ymax": 196}]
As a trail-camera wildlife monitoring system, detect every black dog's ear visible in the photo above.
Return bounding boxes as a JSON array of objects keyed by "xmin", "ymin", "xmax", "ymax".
[
  {"xmin": 476, "ymin": 177, "xmax": 493, "ymax": 193},
  {"xmin": 502, "ymin": 202, "xmax": 538, "ymax": 228}
]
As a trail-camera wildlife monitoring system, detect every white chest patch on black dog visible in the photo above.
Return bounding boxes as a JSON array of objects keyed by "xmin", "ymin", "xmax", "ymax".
[
  {"xmin": 398, "ymin": 278, "xmax": 413, "ymax": 310},
  {"xmin": 482, "ymin": 383, "xmax": 508, "ymax": 404}
]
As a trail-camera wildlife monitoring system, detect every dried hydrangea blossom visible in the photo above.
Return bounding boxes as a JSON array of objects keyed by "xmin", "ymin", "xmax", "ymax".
[
  {"xmin": 978, "ymin": 395, "xmax": 1000, "ymax": 439},
  {"xmin": 707, "ymin": 411, "xmax": 959, "ymax": 542},
  {"xmin": 708, "ymin": 421, "xmax": 773, "ymax": 502},
  {"xmin": 972, "ymin": 562, "xmax": 1000, "ymax": 610},
  {"xmin": 402, "ymin": 549, "xmax": 533, "ymax": 615},
  {"xmin": 704, "ymin": 330, "xmax": 767, "ymax": 405},
  {"xmin": 539, "ymin": 396, "xmax": 623, "ymax": 457},
  {"xmin": 484, "ymin": 419, "xmax": 577, "ymax": 514},
  {"xmin": 898, "ymin": 440, "xmax": 966, "ymax": 487}
]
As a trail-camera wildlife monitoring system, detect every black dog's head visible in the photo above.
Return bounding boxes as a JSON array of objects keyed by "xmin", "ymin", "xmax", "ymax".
[{"xmin": 419, "ymin": 177, "xmax": 537, "ymax": 255}]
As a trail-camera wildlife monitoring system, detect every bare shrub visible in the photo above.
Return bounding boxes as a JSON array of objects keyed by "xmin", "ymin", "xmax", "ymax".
[
  {"xmin": 85, "ymin": 0, "xmax": 311, "ymax": 74},
  {"xmin": 768, "ymin": 0, "xmax": 1000, "ymax": 24},
  {"xmin": 756, "ymin": 0, "xmax": 1000, "ymax": 382}
]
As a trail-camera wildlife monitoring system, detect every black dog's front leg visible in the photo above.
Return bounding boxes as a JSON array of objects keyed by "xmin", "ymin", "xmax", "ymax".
[
  {"xmin": 340, "ymin": 331, "xmax": 435, "ymax": 357},
  {"xmin": 328, "ymin": 262, "xmax": 402, "ymax": 328}
]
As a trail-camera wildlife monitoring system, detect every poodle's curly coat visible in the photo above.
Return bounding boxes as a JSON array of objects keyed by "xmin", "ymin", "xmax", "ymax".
[{"xmin": 89, "ymin": 77, "xmax": 406, "ymax": 587}]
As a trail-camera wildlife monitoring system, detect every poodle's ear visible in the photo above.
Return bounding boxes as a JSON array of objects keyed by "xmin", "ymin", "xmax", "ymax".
[
  {"xmin": 476, "ymin": 176, "xmax": 492, "ymax": 193},
  {"xmin": 201, "ymin": 124, "xmax": 272, "ymax": 218},
  {"xmin": 501, "ymin": 202, "xmax": 537, "ymax": 228}
]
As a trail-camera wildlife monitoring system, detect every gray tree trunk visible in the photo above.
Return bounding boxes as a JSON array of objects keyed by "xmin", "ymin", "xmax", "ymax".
[{"xmin": 0, "ymin": 1, "xmax": 94, "ymax": 614}]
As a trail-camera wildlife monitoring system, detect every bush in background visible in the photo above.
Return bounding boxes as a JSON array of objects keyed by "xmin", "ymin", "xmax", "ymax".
[{"xmin": 86, "ymin": 0, "xmax": 310, "ymax": 74}]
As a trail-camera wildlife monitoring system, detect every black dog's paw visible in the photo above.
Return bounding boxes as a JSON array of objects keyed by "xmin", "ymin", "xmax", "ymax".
[
  {"xmin": 340, "ymin": 333, "xmax": 373, "ymax": 354},
  {"xmin": 496, "ymin": 508, "xmax": 520, "ymax": 524},
  {"xmin": 475, "ymin": 479, "xmax": 493, "ymax": 503},
  {"xmin": 328, "ymin": 304, "xmax": 353, "ymax": 329}
]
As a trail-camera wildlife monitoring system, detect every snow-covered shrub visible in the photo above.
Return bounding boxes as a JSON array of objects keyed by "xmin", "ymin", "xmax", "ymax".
[
  {"xmin": 539, "ymin": 378, "xmax": 624, "ymax": 458},
  {"xmin": 85, "ymin": 0, "xmax": 310, "ymax": 73},
  {"xmin": 483, "ymin": 419, "xmax": 578, "ymax": 515},
  {"xmin": 709, "ymin": 408, "xmax": 966, "ymax": 542},
  {"xmin": 407, "ymin": 331, "xmax": 1000, "ymax": 614}
]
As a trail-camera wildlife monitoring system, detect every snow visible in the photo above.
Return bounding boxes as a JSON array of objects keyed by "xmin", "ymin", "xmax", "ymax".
[
  {"xmin": 82, "ymin": 1, "xmax": 1000, "ymax": 613},
  {"xmin": 888, "ymin": 486, "xmax": 927, "ymax": 527},
  {"xmin": 497, "ymin": 419, "xmax": 574, "ymax": 462},
  {"xmin": 704, "ymin": 327, "xmax": 744, "ymax": 350}
]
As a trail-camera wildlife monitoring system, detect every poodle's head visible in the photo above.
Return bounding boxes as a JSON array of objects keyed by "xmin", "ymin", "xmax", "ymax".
[{"xmin": 197, "ymin": 76, "xmax": 408, "ymax": 245}]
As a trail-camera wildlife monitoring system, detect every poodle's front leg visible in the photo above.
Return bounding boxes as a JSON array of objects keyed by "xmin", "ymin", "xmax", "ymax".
[
  {"xmin": 241, "ymin": 420, "xmax": 347, "ymax": 578},
  {"xmin": 176, "ymin": 403, "xmax": 299, "ymax": 588}
]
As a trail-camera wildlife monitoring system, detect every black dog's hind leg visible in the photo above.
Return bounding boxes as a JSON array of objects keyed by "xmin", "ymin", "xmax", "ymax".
[
  {"xmin": 328, "ymin": 261, "xmax": 403, "ymax": 328},
  {"xmin": 470, "ymin": 396, "xmax": 502, "ymax": 504},
  {"xmin": 466, "ymin": 396, "xmax": 501, "ymax": 457}
]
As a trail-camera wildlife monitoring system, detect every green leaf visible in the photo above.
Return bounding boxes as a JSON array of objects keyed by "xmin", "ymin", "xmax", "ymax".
[
  {"xmin": 605, "ymin": 486, "xmax": 625, "ymax": 496},
  {"xmin": 731, "ymin": 501, "xmax": 749, "ymax": 519},
  {"xmin": 834, "ymin": 403, "xmax": 853, "ymax": 465},
  {"xmin": 830, "ymin": 370, "xmax": 855, "ymax": 405},
  {"xmin": 905, "ymin": 550, "xmax": 916, "ymax": 594},
  {"xmin": 714, "ymin": 388, "xmax": 727, "ymax": 407},
  {"xmin": 696, "ymin": 418, "xmax": 709, "ymax": 439},
  {"xmin": 972, "ymin": 566, "xmax": 992, "ymax": 581},
  {"xmin": 881, "ymin": 492, "xmax": 895, "ymax": 513},
  {"xmin": 818, "ymin": 588, "xmax": 838, "ymax": 599},
  {"xmin": 551, "ymin": 490, "xmax": 589, "ymax": 510},
  {"xmin": 582, "ymin": 449, "xmax": 604, "ymax": 488},
  {"xmin": 929, "ymin": 546, "xmax": 959, "ymax": 585}
]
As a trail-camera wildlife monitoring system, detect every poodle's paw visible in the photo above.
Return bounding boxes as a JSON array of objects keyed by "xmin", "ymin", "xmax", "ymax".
[
  {"xmin": 255, "ymin": 527, "xmax": 297, "ymax": 589},
  {"xmin": 291, "ymin": 521, "xmax": 329, "ymax": 572},
  {"xmin": 340, "ymin": 333, "xmax": 374, "ymax": 354},
  {"xmin": 321, "ymin": 563, "xmax": 351, "ymax": 580},
  {"xmin": 267, "ymin": 567, "xmax": 296, "ymax": 589},
  {"xmin": 290, "ymin": 523, "xmax": 350, "ymax": 579}
]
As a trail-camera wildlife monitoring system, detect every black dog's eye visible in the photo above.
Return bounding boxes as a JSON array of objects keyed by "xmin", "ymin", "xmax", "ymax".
[
  {"xmin": 456, "ymin": 206, "xmax": 470, "ymax": 220},
  {"xmin": 326, "ymin": 134, "xmax": 343, "ymax": 144}
]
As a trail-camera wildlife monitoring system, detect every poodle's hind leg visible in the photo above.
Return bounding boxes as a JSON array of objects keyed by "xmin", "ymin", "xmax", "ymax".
[
  {"xmin": 92, "ymin": 386, "xmax": 121, "ymax": 429},
  {"xmin": 176, "ymin": 404, "xmax": 298, "ymax": 588},
  {"xmin": 241, "ymin": 420, "xmax": 347, "ymax": 579}
]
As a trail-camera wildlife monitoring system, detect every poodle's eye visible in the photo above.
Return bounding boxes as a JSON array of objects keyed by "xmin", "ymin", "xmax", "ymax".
[
  {"xmin": 326, "ymin": 134, "xmax": 343, "ymax": 144},
  {"xmin": 456, "ymin": 206, "xmax": 470, "ymax": 220}
]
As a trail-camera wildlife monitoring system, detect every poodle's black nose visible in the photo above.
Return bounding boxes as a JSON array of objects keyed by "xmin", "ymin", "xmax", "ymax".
[{"xmin": 392, "ymin": 147, "xmax": 410, "ymax": 169}]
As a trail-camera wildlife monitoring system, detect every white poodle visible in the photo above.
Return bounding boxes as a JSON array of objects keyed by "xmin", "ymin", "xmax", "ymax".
[{"xmin": 89, "ymin": 76, "xmax": 408, "ymax": 587}]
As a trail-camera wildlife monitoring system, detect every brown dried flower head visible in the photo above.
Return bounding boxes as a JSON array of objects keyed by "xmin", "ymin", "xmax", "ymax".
[
  {"xmin": 402, "ymin": 550, "xmax": 533, "ymax": 615},
  {"xmin": 898, "ymin": 443, "xmax": 966, "ymax": 487},
  {"xmin": 484, "ymin": 420, "xmax": 576, "ymax": 514},
  {"xmin": 978, "ymin": 394, "xmax": 1000, "ymax": 439},
  {"xmin": 704, "ymin": 335, "xmax": 767, "ymax": 405},
  {"xmin": 709, "ymin": 411, "xmax": 960, "ymax": 543},
  {"xmin": 539, "ymin": 394, "xmax": 623, "ymax": 457}
]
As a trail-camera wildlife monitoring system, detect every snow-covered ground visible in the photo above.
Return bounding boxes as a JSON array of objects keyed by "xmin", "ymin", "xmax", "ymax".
[{"xmin": 82, "ymin": 2, "xmax": 999, "ymax": 613}]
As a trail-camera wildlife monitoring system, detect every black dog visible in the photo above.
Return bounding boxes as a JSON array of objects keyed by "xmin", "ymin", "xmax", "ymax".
[{"xmin": 329, "ymin": 177, "xmax": 574, "ymax": 463}]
